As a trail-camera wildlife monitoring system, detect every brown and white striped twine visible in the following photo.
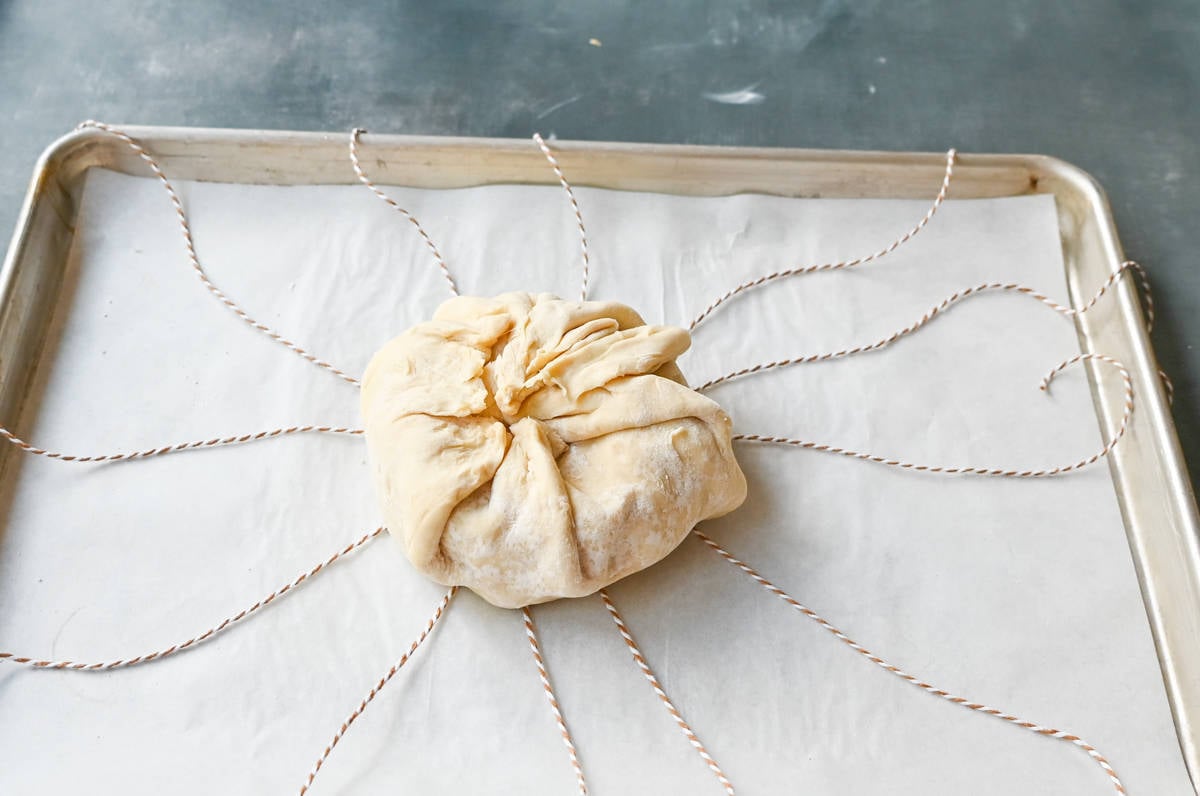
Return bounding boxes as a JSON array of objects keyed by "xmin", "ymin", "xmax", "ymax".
[
  {"xmin": 0, "ymin": 527, "xmax": 384, "ymax": 670},
  {"xmin": 687, "ymin": 148, "xmax": 958, "ymax": 331},
  {"xmin": 350, "ymin": 129, "xmax": 593, "ymax": 302},
  {"xmin": 298, "ymin": 587, "xmax": 457, "ymax": 796},
  {"xmin": 732, "ymin": 354, "xmax": 1133, "ymax": 478},
  {"xmin": 349, "ymin": 128, "xmax": 459, "ymax": 297},
  {"xmin": 0, "ymin": 424, "xmax": 361, "ymax": 463},
  {"xmin": 76, "ymin": 120, "xmax": 361, "ymax": 386},
  {"xmin": 523, "ymin": 607, "xmax": 589, "ymax": 794},
  {"xmin": 600, "ymin": 589, "xmax": 737, "ymax": 795},
  {"xmin": 697, "ymin": 259, "xmax": 1152, "ymax": 392},
  {"xmin": 533, "ymin": 133, "xmax": 591, "ymax": 301},
  {"xmin": 692, "ymin": 248, "xmax": 1145, "ymax": 477},
  {"xmin": 693, "ymin": 530, "xmax": 1126, "ymax": 794},
  {"xmin": 0, "ymin": 122, "xmax": 1147, "ymax": 792}
]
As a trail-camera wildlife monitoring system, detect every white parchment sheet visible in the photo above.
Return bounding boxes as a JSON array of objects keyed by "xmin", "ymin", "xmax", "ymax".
[{"xmin": 0, "ymin": 166, "xmax": 1190, "ymax": 795}]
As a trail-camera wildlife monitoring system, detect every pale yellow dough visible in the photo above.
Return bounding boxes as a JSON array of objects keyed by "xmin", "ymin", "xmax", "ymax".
[{"xmin": 361, "ymin": 292, "xmax": 747, "ymax": 608}]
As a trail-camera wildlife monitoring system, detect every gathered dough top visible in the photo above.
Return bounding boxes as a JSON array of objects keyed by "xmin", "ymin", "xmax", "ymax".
[{"xmin": 361, "ymin": 292, "xmax": 747, "ymax": 608}]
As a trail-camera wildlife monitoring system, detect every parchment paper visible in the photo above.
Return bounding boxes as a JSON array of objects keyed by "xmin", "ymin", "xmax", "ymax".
[{"xmin": 0, "ymin": 166, "xmax": 1190, "ymax": 794}]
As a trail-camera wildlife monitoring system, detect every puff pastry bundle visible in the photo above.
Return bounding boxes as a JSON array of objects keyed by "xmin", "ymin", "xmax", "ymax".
[{"xmin": 361, "ymin": 292, "xmax": 746, "ymax": 608}]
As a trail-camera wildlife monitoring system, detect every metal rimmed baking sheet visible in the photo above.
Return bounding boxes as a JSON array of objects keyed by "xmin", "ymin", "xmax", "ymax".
[{"xmin": 0, "ymin": 127, "xmax": 1195, "ymax": 794}]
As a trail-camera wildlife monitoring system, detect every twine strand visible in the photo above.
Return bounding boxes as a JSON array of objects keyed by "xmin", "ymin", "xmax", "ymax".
[
  {"xmin": 76, "ymin": 121, "xmax": 360, "ymax": 386},
  {"xmin": 735, "ymin": 353, "xmax": 1132, "ymax": 478},
  {"xmin": 0, "ymin": 527, "xmax": 384, "ymax": 671},
  {"xmin": 688, "ymin": 149, "xmax": 958, "ymax": 331},
  {"xmin": 298, "ymin": 588, "xmax": 456, "ymax": 796},
  {"xmin": 522, "ymin": 607, "xmax": 589, "ymax": 794},
  {"xmin": 699, "ymin": 260, "xmax": 1151, "ymax": 391},
  {"xmin": 693, "ymin": 531, "xmax": 1126, "ymax": 794},
  {"xmin": 1160, "ymin": 368, "xmax": 1175, "ymax": 405},
  {"xmin": 533, "ymin": 133, "xmax": 591, "ymax": 301},
  {"xmin": 599, "ymin": 589, "xmax": 736, "ymax": 795},
  {"xmin": 0, "ymin": 424, "xmax": 361, "ymax": 464},
  {"xmin": 348, "ymin": 128, "xmax": 458, "ymax": 297}
]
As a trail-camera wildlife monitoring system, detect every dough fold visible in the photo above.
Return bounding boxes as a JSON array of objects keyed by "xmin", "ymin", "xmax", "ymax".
[{"xmin": 361, "ymin": 292, "xmax": 747, "ymax": 608}]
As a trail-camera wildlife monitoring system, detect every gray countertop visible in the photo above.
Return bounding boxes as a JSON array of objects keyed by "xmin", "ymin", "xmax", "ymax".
[{"xmin": 2, "ymin": 0, "xmax": 1196, "ymax": 487}]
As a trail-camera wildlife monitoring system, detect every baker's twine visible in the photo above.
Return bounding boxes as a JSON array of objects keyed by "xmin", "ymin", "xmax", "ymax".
[
  {"xmin": 533, "ymin": 133, "xmax": 591, "ymax": 302},
  {"xmin": 0, "ymin": 424, "xmax": 361, "ymax": 463},
  {"xmin": 694, "ymin": 530, "xmax": 1126, "ymax": 795},
  {"xmin": 523, "ymin": 607, "xmax": 589, "ymax": 794},
  {"xmin": 349, "ymin": 128, "xmax": 458, "ymax": 297},
  {"xmin": 298, "ymin": 588, "xmax": 456, "ymax": 795},
  {"xmin": 733, "ymin": 354, "xmax": 1133, "ymax": 478},
  {"xmin": 76, "ymin": 121, "xmax": 361, "ymax": 387},
  {"xmin": 0, "ymin": 527, "xmax": 383, "ymax": 670},
  {"xmin": 698, "ymin": 260, "xmax": 1152, "ymax": 391},
  {"xmin": 600, "ymin": 589, "xmax": 736, "ymax": 795},
  {"xmin": 688, "ymin": 148, "xmax": 958, "ymax": 331}
]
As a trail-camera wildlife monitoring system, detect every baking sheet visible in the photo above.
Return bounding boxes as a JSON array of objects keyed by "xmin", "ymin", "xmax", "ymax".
[{"xmin": 0, "ymin": 167, "xmax": 1189, "ymax": 794}]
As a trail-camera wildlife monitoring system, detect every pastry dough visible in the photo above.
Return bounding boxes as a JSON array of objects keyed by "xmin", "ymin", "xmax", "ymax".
[{"xmin": 361, "ymin": 292, "xmax": 747, "ymax": 608}]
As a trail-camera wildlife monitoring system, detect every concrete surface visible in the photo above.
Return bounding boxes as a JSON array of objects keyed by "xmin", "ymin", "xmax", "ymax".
[{"xmin": 0, "ymin": 0, "xmax": 1196, "ymax": 486}]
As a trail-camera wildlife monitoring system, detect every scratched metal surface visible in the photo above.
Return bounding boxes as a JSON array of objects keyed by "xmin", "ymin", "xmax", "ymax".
[{"xmin": 0, "ymin": 0, "xmax": 1196, "ymax": 483}]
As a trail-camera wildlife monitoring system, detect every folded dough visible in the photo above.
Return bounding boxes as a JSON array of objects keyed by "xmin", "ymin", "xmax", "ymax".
[{"xmin": 361, "ymin": 292, "xmax": 747, "ymax": 608}]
